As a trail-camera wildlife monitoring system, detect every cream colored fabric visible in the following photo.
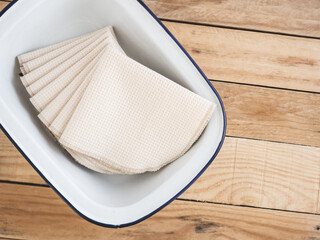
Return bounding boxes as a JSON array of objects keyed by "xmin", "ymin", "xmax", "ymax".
[
  {"xmin": 29, "ymin": 28, "xmax": 126, "ymax": 174},
  {"xmin": 48, "ymin": 68, "xmax": 124, "ymax": 174},
  {"xmin": 18, "ymin": 27, "xmax": 126, "ymax": 174},
  {"xmin": 67, "ymin": 149, "xmax": 124, "ymax": 174},
  {"xmin": 48, "ymin": 67, "xmax": 94, "ymax": 136},
  {"xmin": 46, "ymin": 60, "xmax": 124, "ymax": 174},
  {"xmin": 19, "ymin": 26, "xmax": 215, "ymax": 174},
  {"xmin": 21, "ymin": 66, "xmax": 27, "ymax": 75},
  {"xmin": 21, "ymin": 29, "xmax": 104, "ymax": 75},
  {"xmin": 17, "ymin": 27, "xmax": 107, "ymax": 67},
  {"xmin": 34, "ymin": 34, "xmax": 125, "ymax": 126},
  {"xmin": 20, "ymin": 26, "xmax": 124, "ymax": 76},
  {"xmin": 37, "ymin": 54, "xmax": 100, "ymax": 126},
  {"xmin": 21, "ymin": 30, "xmax": 123, "ymax": 92},
  {"xmin": 38, "ymin": 60, "xmax": 121, "ymax": 174},
  {"xmin": 59, "ymin": 47, "xmax": 215, "ymax": 174},
  {"xmin": 29, "ymin": 39, "xmax": 107, "ymax": 111},
  {"xmin": 21, "ymin": 32, "xmax": 107, "ymax": 89}
]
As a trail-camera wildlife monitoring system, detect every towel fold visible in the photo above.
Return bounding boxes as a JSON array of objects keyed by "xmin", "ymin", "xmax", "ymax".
[{"xmin": 17, "ymin": 26, "xmax": 215, "ymax": 174}]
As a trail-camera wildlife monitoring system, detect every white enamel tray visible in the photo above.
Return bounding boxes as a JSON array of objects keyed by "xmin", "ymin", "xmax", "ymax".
[{"xmin": 0, "ymin": 0, "xmax": 226, "ymax": 227}]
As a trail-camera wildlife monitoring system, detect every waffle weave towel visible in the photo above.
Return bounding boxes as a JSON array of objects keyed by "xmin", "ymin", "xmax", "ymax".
[
  {"xmin": 18, "ymin": 26, "xmax": 215, "ymax": 174},
  {"xmin": 59, "ymin": 47, "xmax": 215, "ymax": 173}
]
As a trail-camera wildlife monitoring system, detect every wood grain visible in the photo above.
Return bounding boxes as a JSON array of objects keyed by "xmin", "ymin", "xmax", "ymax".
[
  {"xmin": 183, "ymin": 137, "xmax": 320, "ymax": 213},
  {"xmin": 0, "ymin": 183, "xmax": 319, "ymax": 240},
  {"xmin": 0, "ymin": 1, "xmax": 319, "ymax": 92},
  {"xmin": 145, "ymin": 0, "xmax": 320, "ymax": 38},
  {"xmin": 163, "ymin": 21, "xmax": 320, "ymax": 92},
  {"xmin": 0, "ymin": 1, "xmax": 9, "ymax": 11},
  {"xmin": 1, "ymin": 2, "xmax": 320, "ymax": 238},
  {"xmin": 213, "ymin": 81, "xmax": 320, "ymax": 147},
  {"xmin": 0, "ymin": 130, "xmax": 45, "ymax": 184},
  {"xmin": 4, "ymin": 83, "xmax": 318, "ymax": 164},
  {"xmin": 2, "ymin": 130, "xmax": 320, "ymax": 213}
]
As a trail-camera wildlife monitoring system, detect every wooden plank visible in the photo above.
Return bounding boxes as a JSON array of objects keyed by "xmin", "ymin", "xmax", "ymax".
[
  {"xmin": 145, "ymin": 0, "xmax": 320, "ymax": 38},
  {"xmin": 2, "ymin": 130, "xmax": 320, "ymax": 213},
  {"xmin": 1, "ymin": 1, "xmax": 319, "ymax": 92},
  {"xmin": 0, "ymin": 130, "xmax": 45, "ymax": 184},
  {"xmin": 212, "ymin": 81, "xmax": 320, "ymax": 147},
  {"xmin": 0, "ymin": 183, "xmax": 320, "ymax": 240},
  {"xmin": 163, "ymin": 21, "xmax": 320, "ymax": 92},
  {"xmin": 0, "ymin": 0, "xmax": 319, "ymax": 214},
  {"xmin": 182, "ymin": 137, "xmax": 320, "ymax": 213},
  {"xmin": 0, "ymin": 1, "xmax": 9, "ymax": 11},
  {"xmin": 1, "ymin": 0, "xmax": 319, "ymax": 38},
  {"xmin": 5, "ymin": 83, "xmax": 318, "ymax": 156}
]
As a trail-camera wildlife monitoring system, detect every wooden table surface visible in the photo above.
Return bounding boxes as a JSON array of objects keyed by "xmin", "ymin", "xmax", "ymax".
[{"xmin": 1, "ymin": 0, "xmax": 320, "ymax": 239}]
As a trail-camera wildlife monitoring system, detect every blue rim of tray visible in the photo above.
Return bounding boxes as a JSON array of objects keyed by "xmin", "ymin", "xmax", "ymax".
[{"xmin": 0, "ymin": 0, "xmax": 227, "ymax": 228}]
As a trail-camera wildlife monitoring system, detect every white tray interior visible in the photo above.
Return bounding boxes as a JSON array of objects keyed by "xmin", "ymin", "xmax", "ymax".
[{"xmin": 0, "ymin": 0, "xmax": 225, "ymax": 226}]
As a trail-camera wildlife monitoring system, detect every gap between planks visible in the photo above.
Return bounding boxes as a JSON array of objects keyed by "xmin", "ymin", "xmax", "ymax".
[
  {"xmin": 1, "ymin": 179, "xmax": 319, "ymax": 217},
  {"xmin": 0, "ymin": 4, "xmax": 319, "ymax": 93},
  {"xmin": 144, "ymin": 0, "xmax": 320, "ymax": 38},
  {"xmin": 212, "ymin": 81, "xmax": 320, "ymax": 147},
  {"xmin": 162, "ymin": 21, "xmax": 320, "ymax": 93},
  {"xmin": 1, "ymin": 129, "xmax": 320, "ymax": 214},
  {"xmin": 161, "ymin": 18, "xmax": 320, "ymax": 40},
  {"xmin": 181, "ymin": 135, "xmax": 320, "ymax": 213},
  {"xmin": 0, "ymin": 182, "xmax": 320, "ymax": 240},
  {"xmin": 210, "ymin": 79, "xmax": 320, "ymax": 95},
  {"xmin": 0, "ymin": 0, "xmax": 319, "ymax": 221},
  {"xmin": 1, "ymin": 0, "xmax": 320, "ymax": 38}
]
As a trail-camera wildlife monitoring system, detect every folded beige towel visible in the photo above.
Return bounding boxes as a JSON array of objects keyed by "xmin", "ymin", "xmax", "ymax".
[
  {"xmin": 59, "ymin": 47, "xmax": 215, "ymax": 173},
  {"xmin": 48, "ymin": 64, "xmax": 97, "ymax": 136},
  {"xmin": 37, "ymin": 53, "xmax": 101, "ymax": 126},
  {"xmin": 29, "ymin": 39, "xmax": 107, "ymax": 111},
  {"xmin": 17, "ymin": 27, "xmax": 108, "ymax": 68},
  {"xmin": 22, "ymin": 32, "xmax": 108, "ymax": 92},
  {"xmin": 18, "ymin": 26, "xmax": 215, "ymax": 174},
  {"xmin": 19, "ymin": 26, "xmax": 123, "ymax": 75},
  {"xmin": 24, "ymin": 28, "xmax": 127, "ymax": 174},
  {"xmin": 21, "ymin": 29, "xmax": 104, "ymax": 75}
]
